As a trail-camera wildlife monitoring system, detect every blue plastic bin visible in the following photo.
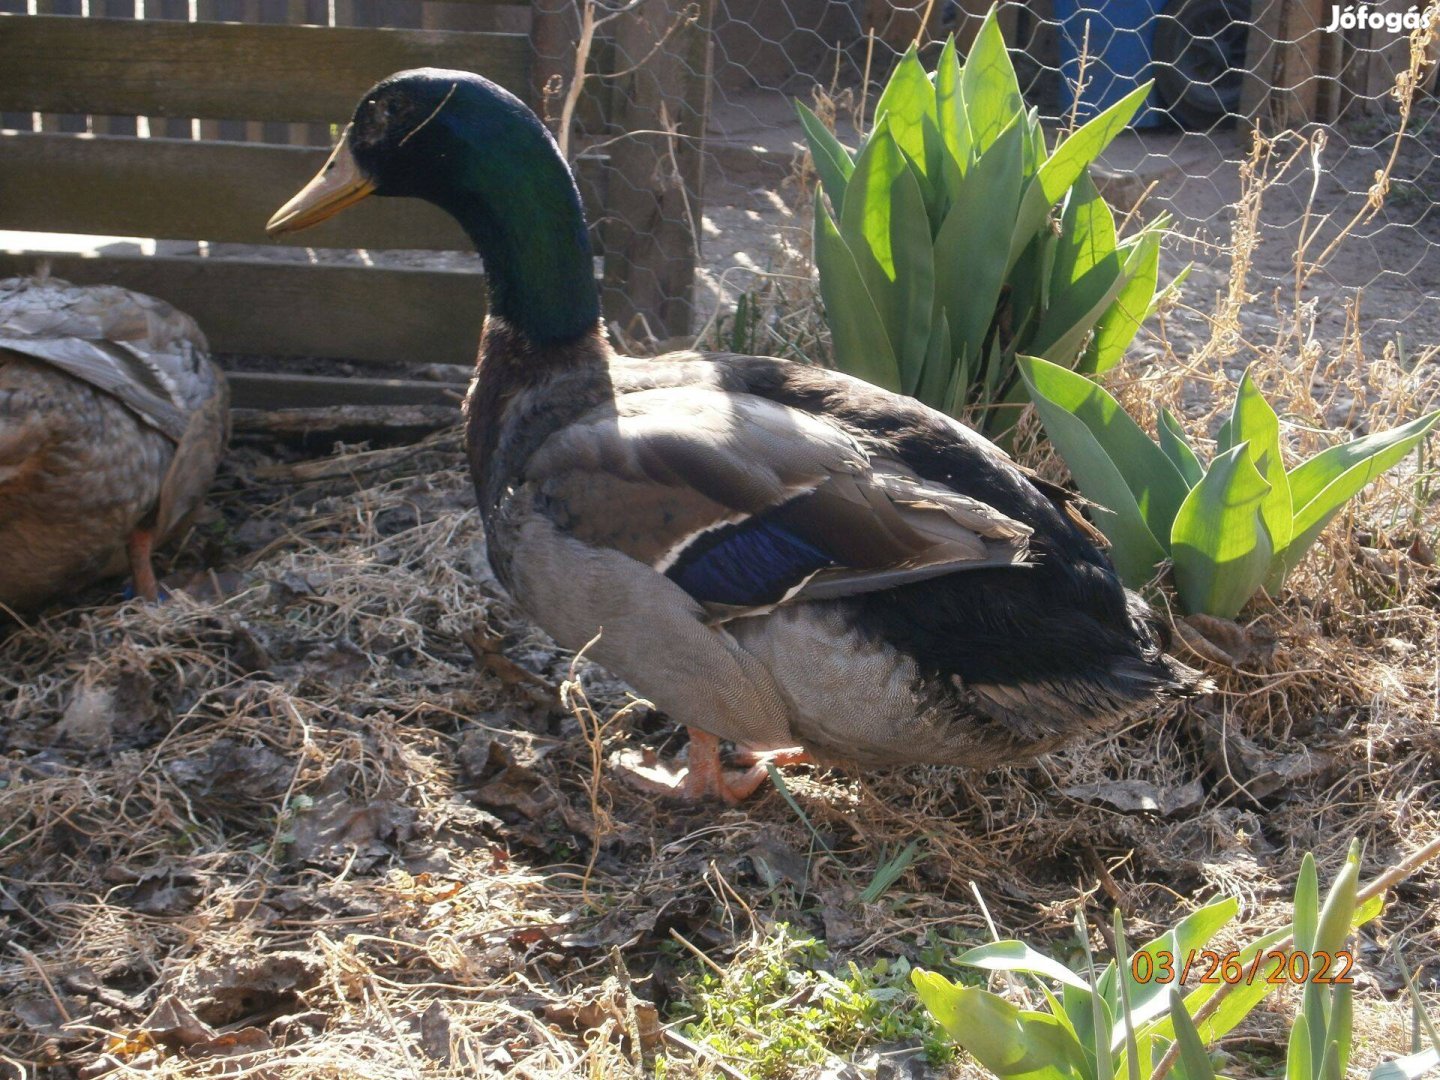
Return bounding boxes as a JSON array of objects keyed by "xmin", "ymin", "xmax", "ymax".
[{"xmin": 1053, "ymin": 0, "xmax": 1166, "ymax": 127}]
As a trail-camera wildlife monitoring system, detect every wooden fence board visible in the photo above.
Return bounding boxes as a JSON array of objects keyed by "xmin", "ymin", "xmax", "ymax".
[
  {"xmin": 227, "ymin": 371, "xmax": 465, "ymax": 407},
  {"xmin": 0, "ymin": 130, "xmax": 608, "ymax": 251},
  {"xmin": 0, "ymin": 0, "xmax": 706, "ymax": 401},
  {"xmin": 0, "ymin": 15, "xmax": 531, "ymax": 122},
  {"xmin": 0, "ymin": 250, "xmax": 488, "ymax": 364}
]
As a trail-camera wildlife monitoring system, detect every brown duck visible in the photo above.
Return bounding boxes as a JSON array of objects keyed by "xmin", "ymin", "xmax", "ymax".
[{"xmin": 0, "ymin": 276, "xmax": 228, "ymax": 614}]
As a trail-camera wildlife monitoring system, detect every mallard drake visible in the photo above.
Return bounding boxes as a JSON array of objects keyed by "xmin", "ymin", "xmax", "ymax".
[
  {"xmin": 269, "ymin": 69, "xmax": 1205, "ymax": 802},
  {"xmin": 0, "ymin": 276, "xmax": 228, "ymax": 615}
]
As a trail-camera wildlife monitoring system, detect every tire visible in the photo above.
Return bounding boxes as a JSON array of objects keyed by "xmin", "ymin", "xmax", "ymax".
[{"xmin": 1153, "ymin": 0, "xmax": 1252, "ymax": 128}]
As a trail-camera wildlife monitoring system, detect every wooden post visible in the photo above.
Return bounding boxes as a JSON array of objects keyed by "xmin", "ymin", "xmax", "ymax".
[
  {"xmin": 1315, "ymin": 11, "xmax": 1343, "ymax": 121},
  {"xmin": 1271, "ymin": 0, "xmax": 1328, "ymax": 125},
  {"xmin": 1238, "ymin": 0, "xmax": 1283, "ymax": 125},
  {"xmin": 599, "ymin": 0, "xmax": 710, "ymax": 342},
  {"xmin": 530, "ymin": 0, "xmax": 581, "ymax": 130}
]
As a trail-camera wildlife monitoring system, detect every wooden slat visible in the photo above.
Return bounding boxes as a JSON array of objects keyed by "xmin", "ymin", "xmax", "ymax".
[
  {"xmin": 231, "ymin": 403, "xmax": 460, "ymax": 444},
  {"xmin": 227, "ymin": 371, "xmax": 464, "ymax": 407},
  {"xmin": 0, "ymin": 15, "xmax": 530, "ymax": 122},
  {"xmin": 0, "ymin": 130, "xmax": 608, "ymax": 251},
  {"xmin": 0, "ymin": 250, "xmax": 487, "ymax": 365},
  {"xmin": 0, "ymin": 132, "xmax": 468, "ymax": 250}
]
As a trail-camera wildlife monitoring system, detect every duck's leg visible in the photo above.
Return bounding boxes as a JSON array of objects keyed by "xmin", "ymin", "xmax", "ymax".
[
  {"xmin": 126, "ymin": 526, "xmax": 159, "ymax": 602},
  {"xmin": 680, "ymin": 729, "xmax": 771, "ymax": 804},
  {"xmin": 615, "ymin": 728, "xmax": 773, "ymax": 805},
  {"xmin": 732, "ymin": 745, "xmax": 814, "ymax": 769}
]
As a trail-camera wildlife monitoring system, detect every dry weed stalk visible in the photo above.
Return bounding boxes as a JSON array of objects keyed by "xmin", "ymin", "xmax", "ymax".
[
  {"xmin": 559, "ymin": 634, "xmax": 648, "ymax": 902},
  {"xmin": 549, "ymin": 0, "xmax": 700, "ymax": 161},
  {"xmin": 1299, "ymin": 4, "xmax": 1440, "ymax": 289}
]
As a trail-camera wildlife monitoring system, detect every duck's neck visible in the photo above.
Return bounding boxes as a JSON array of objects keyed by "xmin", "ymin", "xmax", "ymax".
[{"xmin": 430, "ymin": 120, "xmax": 600, "ymax": 347}]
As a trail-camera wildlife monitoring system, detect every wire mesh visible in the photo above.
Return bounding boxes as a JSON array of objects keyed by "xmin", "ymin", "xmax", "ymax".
[
  {"xmin": 695, "ymin": 0, "xmax": 1440, "ymax": 357},
  {"xmin": 2, "ymin": 0, "xmax": 1437, "ymax": 356}
]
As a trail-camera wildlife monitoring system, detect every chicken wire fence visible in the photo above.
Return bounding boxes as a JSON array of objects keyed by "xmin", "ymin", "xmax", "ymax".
[
  {"xmin": 3, "ymin": 0, "xmax": 1438, "ymax": 355},
  {"xmin": 694, "ymin": 0, "xmax": 1440, "ymax": 357}
]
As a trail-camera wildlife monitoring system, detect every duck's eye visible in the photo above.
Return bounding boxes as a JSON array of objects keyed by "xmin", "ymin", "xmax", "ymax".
[{"xmin": 364, "ymin": 97, "xmax": 397, "ymax": 135}]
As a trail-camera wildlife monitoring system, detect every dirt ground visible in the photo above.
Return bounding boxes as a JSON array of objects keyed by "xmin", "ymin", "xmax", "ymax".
[
  {"xmin": 4, "ymin": 95, "xmax": 1440, "ymax": 1080},
  {"xmin": 3, "ymin": 362, "xmax": 1438, "ymax": 1079}
]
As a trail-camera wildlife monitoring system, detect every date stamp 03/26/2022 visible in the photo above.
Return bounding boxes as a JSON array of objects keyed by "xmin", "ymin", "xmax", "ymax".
[{"xmin": 1131, "ymin": 950, "xmax": 1355, "ymax": 986}]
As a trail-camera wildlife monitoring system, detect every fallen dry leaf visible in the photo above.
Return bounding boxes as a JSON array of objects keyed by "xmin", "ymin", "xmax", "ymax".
[
  {"xmin": 1201, "ymin": 719, "xmax": 1335, "ymax": 800},
  {"xmin": 11, "ymin": 995, "xmax": 75, "ymax": 1039},
  {"xmin": 473, "ymin": 764, "xmax": 557, "ymax": 819},
  {"xmin": 137, "ymin": 995, "xmax": 216, "ymax": 1048},
  {"xmin": 164, "ymin": 739, "xmax": 293, "ymax": 800},
  {"xmin": 293, "ymin": 637, "xmax": 371, "ymax": 685},
  {"xmin": 551, "ymin": 893, "xmax": 710, "ymax": 953},
  {"xmin": 103, "ymin": 1030, "xmax": 156, "ymax": 1059},
  {"xmin": 745, "ymin": 836, "xmax": 811, "ymax": 889},
  {"xmin": 52, "ymin": 665, "xmax": 157, "ymax": 754},
  {"xmin": 116, "ymin": 865, "xmax": 206, "ymax": 916},
  {"xmin": 168, "ymin": 951, "xmax": 323, "ymax": 1028},
  {"xmin": 1176, "ymin": 614, "xmax": 1277, "ymax": 669},
  {"xmin": 1063, "ymin": 778, "xmax": 1205, "ymax": 816},
  {"xmin": 188, "ymin": 1027, "xmax": 273, "ymax": 1059},
  {"xmin": 417, "ymin": 1000, "xmax": 452, "ymax": 1064},
  {"xmin": 102, "ymin": 1000, "xmax": 274, "ymax": 1077},
  {"xmin": 288, "ymin": 789, "xmax": 417, "ymax": 864}
]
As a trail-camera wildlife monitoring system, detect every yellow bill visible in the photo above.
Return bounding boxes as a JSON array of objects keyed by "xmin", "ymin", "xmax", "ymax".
[{"xmin": 266, "ymin": 125, "xmax": 375, "ymax": 236}]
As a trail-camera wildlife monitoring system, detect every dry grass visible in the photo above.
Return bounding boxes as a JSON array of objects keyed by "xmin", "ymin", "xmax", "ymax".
[
  {"xmin": 3, "ymin": 327, "xmax": 1437, "ymax": 1079},
  {"xmin": 2, "ymin": 389, "xmax": 1436, "ymax": 1080},
  {"xmin": 5, "ymin": 45, "xmax": 1440, "ymax": 1080}
]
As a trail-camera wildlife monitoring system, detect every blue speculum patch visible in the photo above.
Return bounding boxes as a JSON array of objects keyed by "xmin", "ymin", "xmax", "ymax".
[{"xmin": 667, "ymin": 517, "xmax": 836, "ymax": 606}]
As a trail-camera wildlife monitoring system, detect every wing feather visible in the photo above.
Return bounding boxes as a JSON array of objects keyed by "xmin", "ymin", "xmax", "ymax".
[
  {"xmin": 0, "ymin": 337, "xmax": 190, "ymax": 441},
  {"xmin": 0, "ymin": 277, "xmax": 214, "ymax": 443},
  {"xmin": 524, "ymin": 386, "xmax": 1031, "ymax": 617}
]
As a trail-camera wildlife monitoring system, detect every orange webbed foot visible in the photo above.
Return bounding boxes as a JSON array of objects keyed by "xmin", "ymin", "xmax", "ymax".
[{"xmin": 614, "ymin": 729, "xmax": 776, "ymax": 805}]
